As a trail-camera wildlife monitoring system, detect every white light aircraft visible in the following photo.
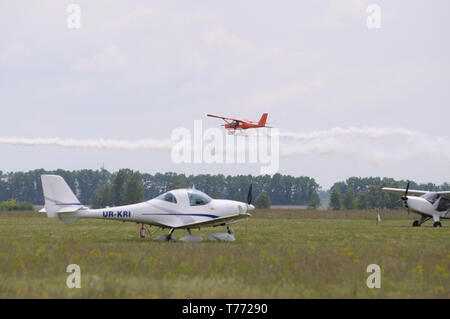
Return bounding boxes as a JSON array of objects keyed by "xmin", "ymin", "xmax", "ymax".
[
  {"xmin": 382, "ymin": 182, "xmax": 450, "ymax": 227},
  {"xmin": 40, "ymin": 175, "xmax": 254, "ymax": 241}
]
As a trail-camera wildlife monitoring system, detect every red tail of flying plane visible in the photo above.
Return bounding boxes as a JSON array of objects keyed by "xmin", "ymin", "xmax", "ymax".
[{"xmin": 257, "ymin": 113, "xmax": 268, "ymax": 127}]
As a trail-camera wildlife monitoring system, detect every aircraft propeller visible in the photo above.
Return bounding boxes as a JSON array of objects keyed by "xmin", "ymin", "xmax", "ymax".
[
  {"xmin": 401, "ymin": 181, "xmax": 410, "ymax": 214},
  {"xmin": 247, "ymin": 183, "xmax": 253, "ymax": 205}
]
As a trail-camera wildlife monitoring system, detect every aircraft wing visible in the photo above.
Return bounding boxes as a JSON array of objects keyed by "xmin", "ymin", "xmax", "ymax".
[
  {"xmin": 381, "ymin": 187, "xmax": 428, "ymax": 196},
  {"xmin": 178, "ymin": 213, "xmax": 248, "ymax": 229},
  {"xmin": 207, "ymin": 114, "xmax": 246, "ymax": 123},
  {"xmin": 382, "ymin": 187, "xmax": 450, "ymax": 199},
  {"xmin": 143, "ymin": 213, "xmax": 246, "ymax": 229}
]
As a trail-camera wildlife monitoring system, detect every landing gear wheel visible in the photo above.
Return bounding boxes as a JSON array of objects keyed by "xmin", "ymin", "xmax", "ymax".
[
  {"xmin": 412, "ymin": 220, "xmax": 420, "ymax": 227},
  {"xmin": 433, "ymin": 221, "xmax": 442, "ymax": 228}
]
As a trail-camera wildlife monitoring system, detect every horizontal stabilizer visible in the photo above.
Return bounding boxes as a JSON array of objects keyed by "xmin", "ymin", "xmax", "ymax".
[{"xmin": 56, "ymin": 205, "xmax": 86, "ymax": 213}]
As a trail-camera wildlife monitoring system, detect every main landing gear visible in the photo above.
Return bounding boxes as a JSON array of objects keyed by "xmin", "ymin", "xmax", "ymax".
[
  {"xmin": 146, "ymin": 226, "xmax": 237, "ymax": 242},
  {"xmin": 153, "ymin": 228, "xmax": 176, "ymax": 242},
  {"xmin": 412, "ymin": 216, "xmax": 442, "ymax": 227}
]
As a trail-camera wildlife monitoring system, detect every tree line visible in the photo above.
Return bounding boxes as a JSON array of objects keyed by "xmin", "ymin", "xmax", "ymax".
[
  {"xmin": 0, "ymin": 169, "xmax": 319, "ymax": 208},
  {"xmin": 0, "ymin": 169, "xmax": 448, "ymax": 210}
]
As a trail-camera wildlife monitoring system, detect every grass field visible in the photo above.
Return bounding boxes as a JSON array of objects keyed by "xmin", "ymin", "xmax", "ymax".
[{"xmin": 0, "ymin": 210, "xmax": 448, "ymax": 298}]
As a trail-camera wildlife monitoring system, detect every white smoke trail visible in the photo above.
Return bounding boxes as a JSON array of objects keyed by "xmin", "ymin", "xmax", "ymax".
[
  {"xmin": 278, "ymin": 127, "xmax": 420, "ymax": 141},
  {"xmin": 251, "ymin": 126, "xmax": 419, "ymax": 141},
  {"xmin": 276, "ymin": 127, "xmax": 450, "ymax": 164},
  {"xmin": 1, "ymin": 127, "xmax": 449, "ymax": 164},
  {"xmin": 0, "ymin": 137, "xmax": 173, "ymax": 151}
]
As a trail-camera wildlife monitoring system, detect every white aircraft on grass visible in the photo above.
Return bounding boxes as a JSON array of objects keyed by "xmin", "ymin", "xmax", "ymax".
[
  {"xmin": 382, "ymin": 182, "xmax": 450, "ymax": 227},
  {"xmin": 40, "ymin": 175, "xmax": 254, "ymax": 241}
]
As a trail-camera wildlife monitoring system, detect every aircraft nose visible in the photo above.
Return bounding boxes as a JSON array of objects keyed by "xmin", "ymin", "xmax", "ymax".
[{"xmin": 401, "ymin": 196, "xmax": 409, "ymax": 208}]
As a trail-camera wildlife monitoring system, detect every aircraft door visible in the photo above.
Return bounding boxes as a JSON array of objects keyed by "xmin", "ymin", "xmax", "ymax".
[{"xmin": 436, "ymin": 197, "xmax": 450, "ymax": 212}]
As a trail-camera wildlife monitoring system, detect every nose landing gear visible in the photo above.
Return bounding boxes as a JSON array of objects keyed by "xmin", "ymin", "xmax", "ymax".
[{"xmin": 412, "ymin": 216, "xmax": 430, "ymax": 227}]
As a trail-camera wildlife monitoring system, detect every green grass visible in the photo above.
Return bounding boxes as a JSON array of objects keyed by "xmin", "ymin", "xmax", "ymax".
[{"xmin": 0, "ymin": 210, "xmax": 448, "ymax": 298}]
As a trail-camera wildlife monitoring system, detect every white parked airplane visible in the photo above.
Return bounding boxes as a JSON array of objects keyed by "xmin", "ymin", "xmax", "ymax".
[
  {"xmin": 382, "ymin": 182, "xmax": 450, "ymax": 227},
  {"xmin": 40, "ymin": 175, "xmax": 254, "ymax": 241}
]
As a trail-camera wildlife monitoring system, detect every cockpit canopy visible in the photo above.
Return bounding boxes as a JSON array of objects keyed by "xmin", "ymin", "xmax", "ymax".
[
  {"xmin": 155, "ymin": 189, "xmax": 212, "ymax": 206},
  {"xmin": 188, "ymin": 190, "xmax": 212, "ymax": 206},
  {"xmin": 156, "ymin": 191, "xmax": 177, "ymax": 204}
]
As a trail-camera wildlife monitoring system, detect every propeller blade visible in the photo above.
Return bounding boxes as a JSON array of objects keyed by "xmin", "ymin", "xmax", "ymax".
[
  {"xmin": 401, "ymin": 181, "xmax": 410, "ymax": 201},
  {"xmin": 404, "ymin": 181, "xmax": 410, "ymax": 197},
  {"xmin": 247, "ymin": 184, "xmax": 253, "ymax": 205}
]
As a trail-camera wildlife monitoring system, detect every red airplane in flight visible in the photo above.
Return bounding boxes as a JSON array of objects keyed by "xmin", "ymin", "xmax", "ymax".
[{"xmin": 207, "ymin": 113, "xmax": 270, "ymax": 134}]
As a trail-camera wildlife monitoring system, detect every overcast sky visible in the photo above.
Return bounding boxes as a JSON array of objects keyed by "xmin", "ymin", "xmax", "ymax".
[{"xmin": 1, "ymin": 0, "xmax": 449, "ymax": 189}]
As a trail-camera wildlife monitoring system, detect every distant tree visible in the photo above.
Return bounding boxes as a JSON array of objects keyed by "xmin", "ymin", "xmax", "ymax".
[
  {"xmin": 113, "ymin": 169, "xmax": 127, "ymax": 206},
  {"xmin": 170, "ymin": 177, "xmax": 189, "ymax": 190},
  {"xmin": 234, "ymin": 189, "xmax": 242, "ymax": 201},
  {"xmin": 343, "ymin": 188, "xmax": 355, "ymax": 210},
  {"xmin": 356, "ymin": 192, "xmax": 368, "ymax": 209},
  {"xmin": 101, "ymin": 185, "xmax": 113, "ymax": 207},
  {"xmin": 309, "ymin": 191, "xmax": 321, "ymax": 209},
  {"xmin": 383, "ymin": 181, "xmax": 402, "ymax": 209},
  {"xmin": 366, "ymin": 186, "xmax": 380, "ymax": 209},
  {"xmin": 255, "ymin": 191, "xmax": 271, "ymax": 209},
  {"xmin": 331, "ymin": 181, "xmax": 347, "ymax": 198},
  {"xmin": 124, "ymin": 172, "xmax": 145, "ymax": 205},
  {"xmin": 329, "ymin": 188, "xmax": 342, "ymax": 210},
  {"xmin": 91, "ymin": 184, "xmax": 114, "ymax": 209},
  {"xmin": 91, "ymin": 189, "xmax": 101, "ymax": 209}
]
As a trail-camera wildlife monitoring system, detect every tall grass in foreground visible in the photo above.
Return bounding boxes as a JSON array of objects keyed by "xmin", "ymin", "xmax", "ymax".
[{"xmin": 0, "ymin": 210, "xmax": 448, "ymax": 298}]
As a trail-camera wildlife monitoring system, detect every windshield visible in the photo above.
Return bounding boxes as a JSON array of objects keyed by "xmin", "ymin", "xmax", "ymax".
[
  {"xmin": 156, "ymin": 192, "xmax": 177, "ymax": 204},
  {"xmin": 188, "ymin": 190, "xmax": 212, "ymax": 206},
  {"xmin": 422, "ymin": 192, "xmax": 439, "ymax": 204}
]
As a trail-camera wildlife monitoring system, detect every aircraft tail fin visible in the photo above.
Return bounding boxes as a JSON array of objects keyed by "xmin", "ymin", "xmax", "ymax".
[
  {"xmin": 258, "ymin": 113, "xmax": 268, "ymax": 126},
  {"xmin": 41, "ymin": 175, "xmax": 84, "ymax": 223}
]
